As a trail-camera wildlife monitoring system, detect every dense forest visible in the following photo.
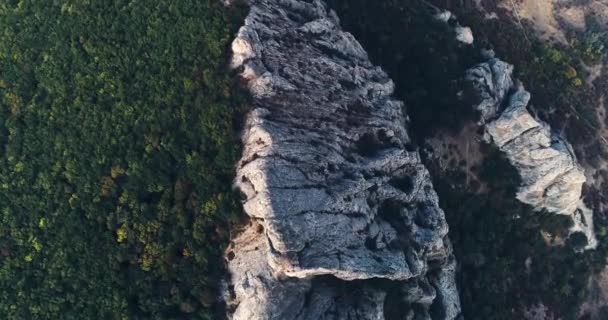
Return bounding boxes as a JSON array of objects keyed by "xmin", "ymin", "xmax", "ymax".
[{"xmin": 0, "ymin": 1, "xmax": 246, "ymax": 319}]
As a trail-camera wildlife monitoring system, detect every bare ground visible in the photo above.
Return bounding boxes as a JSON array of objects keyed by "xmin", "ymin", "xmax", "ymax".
[
  {"xmin": 491, "ymin": 0, "xmax": 608, "ymax": 44},
  {"xmin": 426, "ymin": 123, "xmax": 486, "ymax": 188}
]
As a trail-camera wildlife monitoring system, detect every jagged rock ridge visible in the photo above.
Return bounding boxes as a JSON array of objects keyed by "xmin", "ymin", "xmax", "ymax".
[
  {"xmin": 466, "ymin": 57, "xmax": 597, "ymax": 249},
  {"xmin": 225, "ymin": 0, "xmax": 461, "ymax": 318}
]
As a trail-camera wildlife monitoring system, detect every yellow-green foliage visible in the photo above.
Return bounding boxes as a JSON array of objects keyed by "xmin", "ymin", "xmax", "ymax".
[
  {"xmin": 0, "ymin": 1, "xmax": 246, "ymax": 319},
  {"xmin": 547, "ymin": 48, "xmax": 564, "ymax": 63},
  {"xmin": 564, "ymin": 65, "xmax": 578, "ymax": 79}
]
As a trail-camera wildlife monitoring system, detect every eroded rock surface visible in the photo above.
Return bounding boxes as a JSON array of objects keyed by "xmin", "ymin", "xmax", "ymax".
[
  {"xmin": 433, "ymin": 10, "xmax": 474, "ymax": 45},
  {"xmin": 466, "ymin": 57, "xmax": 597, "ymax": 249},
  {"xmin": 225, "ymin": 0, "xmax": 461, "ymax": 319}
]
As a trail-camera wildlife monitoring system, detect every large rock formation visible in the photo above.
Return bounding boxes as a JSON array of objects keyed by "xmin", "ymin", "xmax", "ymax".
[
  {"xmin": 466, "ymin": 57, "xmax": 597, "ymax": 249},
  {"xmin": 224, "ymin": 0, "xmax": 461, "ymax": 318}
]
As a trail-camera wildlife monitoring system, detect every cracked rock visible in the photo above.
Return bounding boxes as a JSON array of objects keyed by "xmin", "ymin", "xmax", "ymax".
[
  {"xmin": 224, "ymin": 0, "xmax": 462, "ymax": 319},
  {"xmin": 466, "ymin": 58, "xmax": 597, "ymax": 249}
]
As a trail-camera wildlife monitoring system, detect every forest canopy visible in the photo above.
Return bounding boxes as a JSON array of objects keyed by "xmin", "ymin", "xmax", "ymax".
[{"xmin": 0, "ymin": 1, "xmax": 246, "ymax": 319}]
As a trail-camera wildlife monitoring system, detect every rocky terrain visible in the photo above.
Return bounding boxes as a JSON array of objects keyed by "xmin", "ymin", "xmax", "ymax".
[
  {"xmin": 424, "ymin": 1, "xmax": 608, "ymax": 318},
  {"xmin": 224, "ymin": 0, "xmax": 461, "ymax": 319},
  {"xmin": 426, "ymin": 3, "xmax": 598, "ymax": 250},
  {"xmin": 465, "ymin": 56, "xmax": 597, "ymax": 249},
  {"xmin": 219, "ymin": 0, "xmax": 608, "ymax": 318}
]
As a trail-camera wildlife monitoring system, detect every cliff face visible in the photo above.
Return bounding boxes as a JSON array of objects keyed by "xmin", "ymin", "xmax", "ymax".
[
  {"xmin": 466, "ymin": 57, "xmax": 597, "ymax": 249},
  {"xmin": 224, "ymin": 0, "xmax": 461, "ymax": 318}
]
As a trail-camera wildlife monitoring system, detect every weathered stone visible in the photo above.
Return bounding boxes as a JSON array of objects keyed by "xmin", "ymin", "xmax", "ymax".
[
  {"xmin": 433, "ymin": 9, "xmax": 474, "ymax": 44},
  {"xmin": 466, "ymin": 58, "xmax": 597, "ymax": 249},
  {"xmin": 225, "ymin": 0, "xmax": 462, "ymax": 319},
  {"xmin": 225, "ymin": 221, "xmax": 388, "ymax": 320},
  {"xmin": 455, "ymin": 26, "xmax": 474, "ymax": 44}
]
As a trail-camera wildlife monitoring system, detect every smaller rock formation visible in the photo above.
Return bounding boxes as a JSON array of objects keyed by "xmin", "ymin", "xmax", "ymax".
[
  {"xmin": 466, "ymin": 57, "xmax": 597, "ymax": 249},
  {"xmin": 455, "ymin": 26, "xmax": 474, "ymax": 45},
  {"xmin": 433, "ymin": 10, "xmax": 474, "ymax": 44}
]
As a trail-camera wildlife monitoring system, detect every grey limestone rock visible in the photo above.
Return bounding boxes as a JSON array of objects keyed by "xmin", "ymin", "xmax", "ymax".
[
  {"xmin": 466, "ymin": 58, "xmax": 597, "ymax": 249},
  {"xmin": 226, "ymin": 221, "xmax": 388, "ymax": 320},
  {"xmin": 225, "ymin": 0, "xmax": 462, "ymax": 319},
  {"xmin": 433, "ymin": 9, "xmax": 474, "ymax": 44}
]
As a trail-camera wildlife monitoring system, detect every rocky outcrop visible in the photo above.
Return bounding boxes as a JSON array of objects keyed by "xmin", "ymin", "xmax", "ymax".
[
  {"xmin": 433, "ymin": 10, "xmax": 474, "ymax": 45},
  {"xmin": 225, "ymin": 0, "xmax": 461, "ymax": 318},
  {"xmin": 466, "ymin": 57, "xmax": 597, "ymax": 249}
]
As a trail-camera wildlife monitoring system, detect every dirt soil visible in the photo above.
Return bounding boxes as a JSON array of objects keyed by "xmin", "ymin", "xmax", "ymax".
[
  {"xmin": 481, "ymin": 0, "xmax": 608, "ymax": 44},
  {"xmin": 579, "ymin": 266, "xmax": 608, "ymax": 319},
  {"xmin": 425, "ymin": 122, "xmax": 488, "ymax": 193}
]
